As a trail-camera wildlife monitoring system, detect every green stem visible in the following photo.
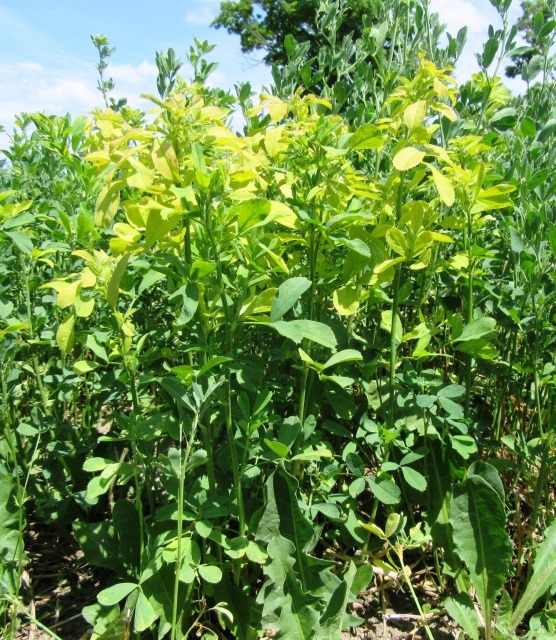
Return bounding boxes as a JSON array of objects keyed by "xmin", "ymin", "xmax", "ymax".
[{"xmin": 393, "ymin": 548, "xmax": 435, "ymax": 640}]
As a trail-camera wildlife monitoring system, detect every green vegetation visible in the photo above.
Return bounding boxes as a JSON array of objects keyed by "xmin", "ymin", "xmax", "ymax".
[{"xmin": 1, "ymin": 1, "xmax": 555, "ymax": 639}]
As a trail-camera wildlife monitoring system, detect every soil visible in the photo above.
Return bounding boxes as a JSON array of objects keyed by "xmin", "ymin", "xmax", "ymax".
[{"xmin": 12, "ymin": 521, "xmax": 457, "ymax": 640}]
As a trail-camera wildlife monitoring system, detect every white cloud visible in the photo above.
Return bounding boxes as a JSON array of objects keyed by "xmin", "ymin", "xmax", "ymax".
[
  {"xmin": 185, "ymin": 0, "xmax": 220, "ymax": 26},
  {"xmin": 110, "ymin": 61, "xmax": 158, "ymax": 84},
  {"xmin": 185, "ymin": 7, "xmax": 218, "ymax": 26},
  {"xmin": 429, "ymin": 0, "xmax": 488, "ymax": 35},
  {"xmin": 17, "ymin": 62, "xmax": 44, "ymax": 72},
  {"xmin": 0, "ymin": 60, "xmax": 163, "ymax": 148}
]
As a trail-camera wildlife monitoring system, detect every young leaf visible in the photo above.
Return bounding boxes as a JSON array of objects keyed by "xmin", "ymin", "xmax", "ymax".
[{"xmin": 393, "ymin": 147, "xmax": 426, "ymax": 171}]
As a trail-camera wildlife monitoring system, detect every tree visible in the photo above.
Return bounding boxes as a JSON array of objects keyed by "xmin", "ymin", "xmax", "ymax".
[
  {"xmin": 211, "ymin": 0, "xmax": 376, "ymax": 66},
  {"xmin": 506, "ymin": 0, "xmax": 554, "ymax": 78}
]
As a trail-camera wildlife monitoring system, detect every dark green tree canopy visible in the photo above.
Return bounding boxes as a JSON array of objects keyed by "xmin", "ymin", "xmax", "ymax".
[
  {"xmin": 212, "ymin": 0, "xmax": 376, "ymax": 65},
  {"xmin": 506, "ymin": 0, "xmax": 554, "ymax": 78}
]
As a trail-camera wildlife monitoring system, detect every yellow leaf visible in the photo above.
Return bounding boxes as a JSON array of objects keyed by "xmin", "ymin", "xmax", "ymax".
[
  {"xmin": 358, "ymin": 521, "xmax": 386, "ymax": 538},
  {"xmin": 386, "ymin": 228, "xmax": 409, "ymax": 256},
  {"xmin": 126, "ymin": 167, "xmax": 155, "ymax": 190},
  {"xmin": 95, "ymin": 181, "xmax": 123, "ymax": 227},
  {"xmin": 151, "ymin": 138, "xmax": 178, "ymax": 181},
  {"xmin": 74, "ymin": 296, "xmax": 95, "ymax": 318},
  {"xmin": 54, "ymin": 280, "xmax": 82, "ymax": 309},
  {"xmin": 333, "ymin": 286, "xmax": 360, "ymax": 316},
  {"xmin": 269, "ymin": 201, "xmax": 299, "ymax": 229},
  {"xmin": 403, "ymin": 101, "xmax": 427, "ymax": 129},
  {"xmin": 429, "ymin": 165, "xmax": 455, "ymax": 206},
  {"xmin": 80, "ymin": 269, "xmax": 97, "ymax": 288},
  {"xmin": 393, "ymin": 147, "xmax": 425, "ymax": 171},
  {"xmin": 56, "ymin": 313, "xmax": 75, "ymax": 356},
  {"xmin": 434, "ymin": 103, "xmax": 458, "ymax": 122}
]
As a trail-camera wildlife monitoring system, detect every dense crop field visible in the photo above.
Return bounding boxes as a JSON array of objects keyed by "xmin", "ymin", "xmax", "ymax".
[{"xmin": 1, "ymin": 1, "xmax": 555, "ymax": 639}]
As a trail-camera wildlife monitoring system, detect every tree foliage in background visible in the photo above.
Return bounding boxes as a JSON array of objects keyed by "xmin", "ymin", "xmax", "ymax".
[
  {"xmin": 212, "ymin": 0, "xmax": 377, "ymax": 65},
  {"xmin": 506, "ymin": 0, "xmax": 555, "ymax": 78}
]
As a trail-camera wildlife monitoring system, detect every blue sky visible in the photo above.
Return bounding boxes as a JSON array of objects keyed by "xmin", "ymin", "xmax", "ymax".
[{"xmin": 0, "ymin": 0, "xmax": 524, "ymax": 143}]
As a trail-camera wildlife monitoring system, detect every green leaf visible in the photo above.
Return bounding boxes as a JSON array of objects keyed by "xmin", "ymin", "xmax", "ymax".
[
  {"xmin": 322, "ymin": 349, "xmax": 362, "ymax": 370},
  {"xmin": 134, "ymin": 590, "xmax": 157, "ymax": 632},
  {"xmin": 401, "ymin": 466, "xmax": 427, "ymax": 492},
  {"xmin": 468, "ymin": 461, "xmax": 505, "ymax": 505},
  {"xmin": 270, "ymin": 320, "xmax": 337, "ymax": 350},
  {"xmin": 393, "ymin": 147, "xmax": 425, "ymax": 171},
  {"xmin": 368, "ymin": 474, "xmax": 401, "ymax": 505},
  {"xmin": 444, "ymin": 593, "xmax": 480, "ymax": 640},
  {"xmin": 264, "ymin": 439, "xmax": 289, "ymax": 458},
  {"xmin": 453, "ymin": 317, "xmax": 497, "ymax": 342},
  {"xmin": 332, "ymin": 286, "xmax": 359, "ymax": 316},
  {"xmin": 315, "ymin": 562, "xmax": 357, "ymax": 639},
  {"xmin": 97, "ymin": 583, "xmax": 138, "ymax": 606},
  {"xmin": 74, "ymin": 360, "xmax": 99, "ymax": 374},
  {"xmin": 56, "ymin": 312, "xmax": 76, "ymax": 356},
  {"xmin": 450, "ymin": 475, "xmax": 513, "ymax": 632},
  {"xmin": 510, "ymin": 520, "xmax": 556, "ymax": 632},
  {"xmin": 348, "ymin": 124, "xmax": 384, "ymax": 150},
  {"xmin": 73, "ymin": 521, "xmax": 126, "ymax": 574},
  {"xmin": 481, "ymin": 37, "xmax": 499, "ymax": 69},
  {"xmin": 198, "ymin": 565, "xmax": 223, "ymax": 584},
  {"xmin": 0, "ymin": 475, "xmax": 18, "ymax": 528},
  {"xmin": 107, "ymin": 253, "xmax": 131, "ymax": 307},
  {"xmin": 3, "ymin": 230, "xmax": 33, "ymax": 254},
  {"xmin": 270, "ymin": 277, "xmax": 311, "ymax": 321}
]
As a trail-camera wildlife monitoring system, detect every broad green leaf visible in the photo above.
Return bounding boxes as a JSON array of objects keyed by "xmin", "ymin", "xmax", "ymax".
[
  {"xmin": 3, "ymin": 230, "xmax": 33, "ymax": 254},
  {"xmin": 73, "ymin": 521, "xmax": 125, "ymax": 574},
  {"xmin": 270, "ymin": 320, "xmax": 337, "ymax": 350},
  {"xmin": 481, "ymin": 37, "xmax": 499, "ymax": 69},
  {"xmin": 393, "ymin": 147, "xmax": 425, "ymax": 171},
  {"xmin": 0, "ymin": 475, "xmax": 18, "ymax": 528},
  {"xmin": 332, "ymin": 286, "xmax": 359, "ymax": 316},
  {"xmin": 315, "ymin": 562, "xmax": 357, "ymax": 639},
  {"xmin": 450, "ymin": 475, "xmax": 513, "ymax": 632},
  {"xmin": 401, "ymin": 466, "xmax": 427, "ymax": 492},
  {"xmin": 468, "ymin": 461, "xmax": 505, "ymax": 505},
  {"xmin": 453, "ymin": 317, "xmax": 497, "ymax": 343},
  {"xmin": 134, "ymin": 590, "xmax": 157, "ymax": 632},
  {"xmin": 510, "ymin": 520, "xmax": 556, "ymax": 632},
  {"xmin": 74, "ymin": 360, "xmax": 99, "ymax": 374},
  {"xmin": 456, "ymin": 339, "xmax": 499, "ymax": 360},
  {"xmin": 444, "ymin": 593, "xmax": 480, "ymax": 640},
  {"xmin": 264, "ymin": 439, "xmax": 289, "ymax": 458},
  {"xmin": 198, "ymin": 565, "xmax": 223, "ymax": 584},
  {"xmin": 368, "ymin": 474, "xmax": 401, "ymax": 505},
  {"xmin": 97, "ymin": 583, "xmax": 138, "ymax": 606},
  {"xmin": 348, "ymin": 124, "xmax": 384, "ymax": 150},
  {"xmin": 322, "ymin": 349, "xmax": 362, "ymax": 370},
  {"xmin": 270, "ymin": 277, "xmax": 311, "ymax": 322}
]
